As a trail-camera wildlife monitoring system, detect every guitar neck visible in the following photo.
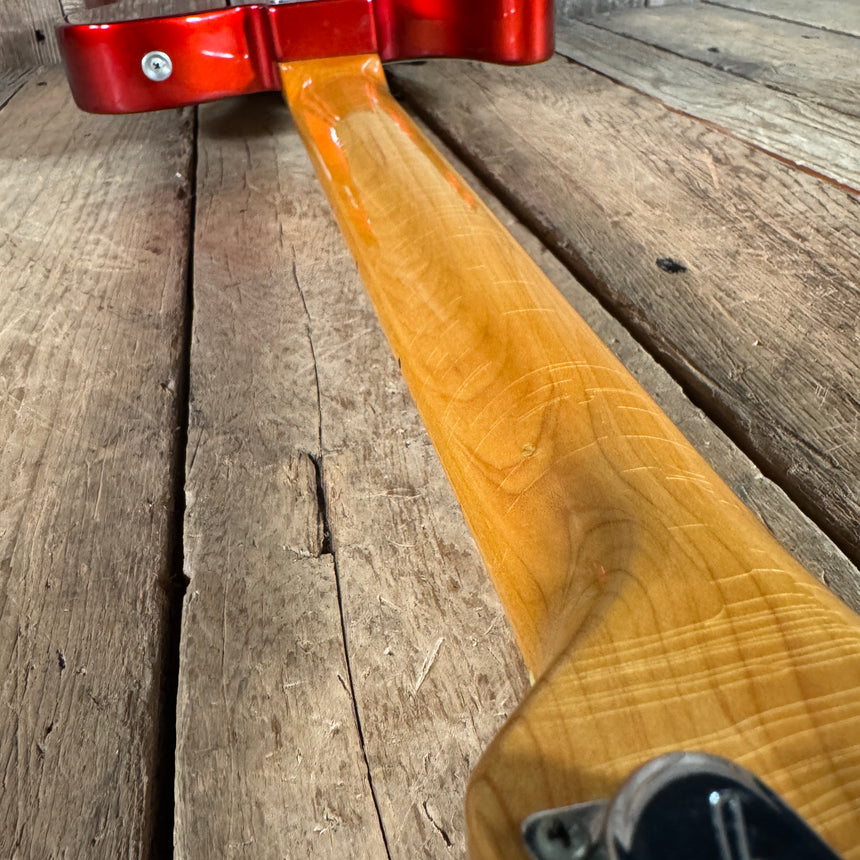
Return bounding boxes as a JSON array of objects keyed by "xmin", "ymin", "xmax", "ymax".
[{"xmin": 280, "ymin": 54, "xmax": 860, "ymax": 859}]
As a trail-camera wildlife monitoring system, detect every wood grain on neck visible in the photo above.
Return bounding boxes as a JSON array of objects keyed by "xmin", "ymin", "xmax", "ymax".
[{"xmin": 280, "ymin": 54, "xmax": 860, "ymax": 859}]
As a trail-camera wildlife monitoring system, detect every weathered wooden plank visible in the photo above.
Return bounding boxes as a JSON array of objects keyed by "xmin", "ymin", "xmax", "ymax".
[
  {"xmin": 388, "ymin": 56, "xmax": 860, "ymax": 571},
  {"xmin": 0, "ymin": 68, "xmax": 30, "ymax": 107},
  {"xmin": 176, "ymin": 91, "xmax": 530, "ymax": 856},
  {"xmin": 0, "ymin": 67, "xmax": 192, "ymax": 857},
  {"xmin": 705, "ymin": 0, "xmax": 860, "ymax": 37},
  {"xmin": 560, "ymin": 0, "xmax": 695, "ymax": 19},
  {"xmin": 553, "ymin": 19, "xmax": 860, "ymax": 189},
  {"xmin": 587, "ymin": 3, "xmax": 860, "ymax": 117},
  {"xmin": 306, "ymin": 239, "xmax": 531, "ymax": 854},
  {"xmin": 0, "ymin": 1, "xmax": 220, "ymax": 73},
  {"xmin": 0, "ymin": 1, "xmax": 62, "ymax": 67},
  {"xmin": 61, "ymin": 0, "xmax": 222, "ymax": 24},
  {"xmin": 566, "ymin": 0, "xmax": 700, "ymax": 13},
  {"xmin": 557, "ymin": 0, "xmax": 648, "ymax": 19},
  {"xmin": 174, "ymin": 94, "xmax": 387, "ymax": 859}
]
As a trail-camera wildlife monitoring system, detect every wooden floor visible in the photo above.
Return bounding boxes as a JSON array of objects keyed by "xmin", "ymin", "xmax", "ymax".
[{"xmin": 1, "ymin": 0, "xmax": 858, "ymax": 857}]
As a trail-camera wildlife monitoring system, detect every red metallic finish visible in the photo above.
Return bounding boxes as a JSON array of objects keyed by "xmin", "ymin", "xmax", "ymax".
[
  {"xmin": 268, "ymin": 0, "xmax": 377, "ymax": 62},
  {"xmin": 57, "ymin": 0, "xmax": 553, "ymax": 114},
  {"xmin": 57, "ymin": 2, "xmax": 377, "ymax": 113},
  {"xmin": 377, "ymin": 0, "xmax": 553, "ymax": 65},
  {"xmin": 58, "ymin": 7, "xmax": 277, "ymax": 113}
]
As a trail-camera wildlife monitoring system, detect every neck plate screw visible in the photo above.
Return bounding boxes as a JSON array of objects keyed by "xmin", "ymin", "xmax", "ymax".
[{"xmin": 142, "ymin": 51, "xmax": 172, "ymax": 82}]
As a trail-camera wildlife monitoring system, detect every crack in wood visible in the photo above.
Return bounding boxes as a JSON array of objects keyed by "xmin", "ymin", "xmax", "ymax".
[
  {"xmin": 329, "ymin": 541, "xmax": 394, "ymax": 860},
  {"xmin": 292, "ymin": 252, "xmax": 393, "ymax": 857},
  {"xmin": 422, "ymin": 800, "xmax": 453, "ymax": 848},
  {"xmin": 309, "ymin": 452, "xmax": 333, "ymax": 557},
  {"xmin": 292, "ymin": 254, "xmax": 334, "ymax": 557}
]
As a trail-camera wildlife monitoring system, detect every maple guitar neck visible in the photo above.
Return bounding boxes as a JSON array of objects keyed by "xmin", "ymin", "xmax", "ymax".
[{"xmin": 280, "ymin": 55, "xmax": 860, "ymax": 859}]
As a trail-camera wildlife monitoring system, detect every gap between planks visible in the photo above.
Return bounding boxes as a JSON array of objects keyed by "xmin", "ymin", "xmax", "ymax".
[
  {"xmin": 0, "ymin": 68, "xmax": 31, "ymax": 110},
  {"xmin": 151, "ymin": 104, "xmax": 199, "ymax": 860},
  {"xmin": 580, "ymin": 2, "xmax": 859, "ymax": 119},
  {"xmin": 703, "ymin": 0, "xmax": 860, "ymax": 38},
  {"xmin": 553, "ymin": 17, "xmax": 860, "ymax": 190}
]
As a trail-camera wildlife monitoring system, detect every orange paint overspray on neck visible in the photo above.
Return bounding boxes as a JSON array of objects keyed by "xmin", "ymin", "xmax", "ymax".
[{"xmin": 281, "ymin": 55, "xmax": 477, "ymax": 251}]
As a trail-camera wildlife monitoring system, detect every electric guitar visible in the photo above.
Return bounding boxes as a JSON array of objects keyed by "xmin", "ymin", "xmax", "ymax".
[{"xmin": 58, "ymin": 3, "xmax": 860, "ymax": 857}]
